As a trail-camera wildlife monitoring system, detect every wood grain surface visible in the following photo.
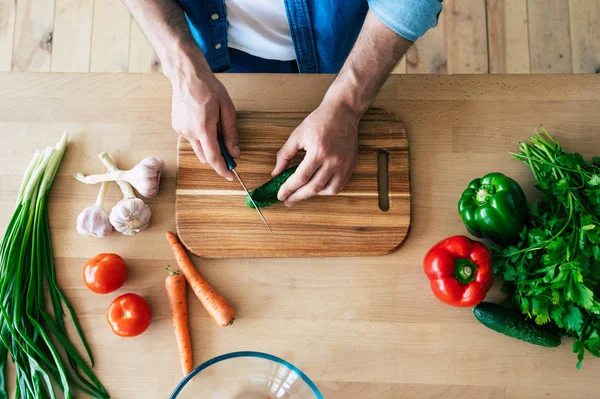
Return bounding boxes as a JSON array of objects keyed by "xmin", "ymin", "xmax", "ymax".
[
  {"xmin": 487, "ymin": 0, "xmax": 531, "ymax": 73},
  {"xmin": 0, "ymin": 0, "xmax": 16, "ymax": 72},
  {"xmin": 527, "ymin": 0, "xmax": 573, "ymax": 73},
  {"xmin": 51, "ymin": 0, "xmax": 94, "ymax": 72},
  {"xmin": 89, "ymin": 0, "xmax": 131, "ymax": 72},
  {"xmin": 445, "ymin": 0, "xmax": 489, "ymax": 74},
  {"xmin": 11, "ymin": 0, "xmax": 54, "ymax": 72},
  {"xmin": 569, "ymin": 0, "xmax": 600, "ymax": 73},
  {"xmin": 176, "ymin": 110, "xmax": 410, "ymax": 258},
  {"xmin": 1, "ymin": 73, "xmax": 600, "ymax": 398}
]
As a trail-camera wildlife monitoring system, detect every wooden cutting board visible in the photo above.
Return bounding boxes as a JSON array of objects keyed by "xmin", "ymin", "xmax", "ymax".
[{"xmin": 176, "ymin": 109, "xmax": 410, "ymax": 258}]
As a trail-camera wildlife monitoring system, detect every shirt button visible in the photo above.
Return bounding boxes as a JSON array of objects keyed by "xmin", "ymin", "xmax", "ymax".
[
  {"xmin": 214, "ymin": 43, "xmax": 222, "ymax": 49},
  {"xmin": 211, "ymin": 13, "xmax": 219, "ymax": 20}
]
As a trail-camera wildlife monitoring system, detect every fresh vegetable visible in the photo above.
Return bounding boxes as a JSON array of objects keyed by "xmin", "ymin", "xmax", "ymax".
[
  {"xmin": 424, "ymin": 235, "xmax": 493, "ymax": 307},
  {"xmin": 83, "ymin": 253, "xmax": 128, "ymax": 294},
  {"xmin": 246, "ymin": 166, "xmax": 298, "ymax": 208},
  {"xmin": 77, "ymin": 181, "xmax": 113, "ymax": 238},
  {"xmin": 458, "ymin": 172, "xmax": 527, "ymax": 245},
  {"xmin": 0, "ymin": 133, "xmax": 109, "ymax": 398},
  {"xmin": 474, "ymin": 302, "xmax": 562, "ymax": 347},
  {"xmin": 165, "ymin": 266, "xmax": 193, "ymax": 376},
  {"xmin": 166, "ymin": 232, "xmax": 236, "ymax": 327},
  {"xmin": 107, "ymin": 293, "xmax": 152, "ymax": 338},
  {"xmin": 75, "ymin": 155, "xmax": 165, "ymax": 197},
  {"xmin": 99, "ymin": 153, "xmax": 152, "ymax": 235},
  {"xmin": 493, "ymin": 129, "xmax": 600, "ymax": 368}
]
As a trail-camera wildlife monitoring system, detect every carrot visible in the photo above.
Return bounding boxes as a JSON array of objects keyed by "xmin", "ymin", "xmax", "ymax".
[
  {"xmin": 165, "ymin": 232, "xmax": 236, "ymax": 327},
  {"xmin": 165, "ymin": 266, "xmax": 193, "ymax": 376}
]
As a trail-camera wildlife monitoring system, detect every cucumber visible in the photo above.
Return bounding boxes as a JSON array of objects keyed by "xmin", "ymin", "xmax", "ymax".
[
  {"xmin": 246, "ymin": 166, "xmax": 298, "ymax": 209},
  {"xmin": 473, "ymin": 302, "xmax": 561, "ymax": 348}
]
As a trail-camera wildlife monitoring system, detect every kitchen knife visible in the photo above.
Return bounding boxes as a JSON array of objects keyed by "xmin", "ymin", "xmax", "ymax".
[{"xmin": 217, "ymin": 134, "xmax": 274, "ymax": 234}]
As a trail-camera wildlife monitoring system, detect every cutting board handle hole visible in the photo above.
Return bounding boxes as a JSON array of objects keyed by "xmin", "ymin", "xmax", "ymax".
[{"xmin": 377, "ymin": 150, "xmax": 390, "ymax": 212}]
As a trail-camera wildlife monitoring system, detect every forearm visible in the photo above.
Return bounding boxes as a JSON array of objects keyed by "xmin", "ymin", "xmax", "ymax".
[
  {"xmin": 324, "ymin": 10, "xmax": 412, "ymax": 116},
  {"xmin": 122, "ymin": 0, "xmax": 210, "ymax": 79}
]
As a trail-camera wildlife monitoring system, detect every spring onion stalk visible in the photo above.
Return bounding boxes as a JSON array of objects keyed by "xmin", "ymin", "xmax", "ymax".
[{"xmin": 0, "ymin": 133, "xmax": 110, "ymax": 398}]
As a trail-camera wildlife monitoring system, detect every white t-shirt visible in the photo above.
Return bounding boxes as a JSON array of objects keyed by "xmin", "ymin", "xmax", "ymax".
[{"xmin": 225, "ymin": 0, "xmax": 296, "ymax": 61}]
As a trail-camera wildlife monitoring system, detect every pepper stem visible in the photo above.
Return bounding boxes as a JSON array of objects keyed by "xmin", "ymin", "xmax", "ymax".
[
  {"xmin": 454, "ymin": 259, "xmax": 478, "ymax": 285},
  {"xmin": 475, "ymin": 185, "xmax": 493, "ymax": 206}
]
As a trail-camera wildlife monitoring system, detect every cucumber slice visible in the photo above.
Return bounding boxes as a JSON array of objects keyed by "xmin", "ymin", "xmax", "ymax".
[
  {"xmin": 246, "ymin": 166, "xmax": 298, "ymax": 209},
  {"xmin": 473, "ymin": 302, "xmax": 561, "ymax": 348}
]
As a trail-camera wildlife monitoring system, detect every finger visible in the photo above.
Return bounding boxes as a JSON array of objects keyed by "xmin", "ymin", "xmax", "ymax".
[
  {"xmin": 272, "ymin": 136, "xmax": 300, "ymax": 177},
  {"xmin": 198, "ymin": 123, "xmax": 234, "ymax": 181},
  {"xmin": 284, "ymin": 166, "xmax": 335, "ymax": 207},
  {"xmin": 277, "ymin": 158, "xmax": 320, "ymax": 202},
  {"xmin": 318, "ymin": 172, "xmax": 347, "ymax": 196},
  {"xmin": 189, "ymin": 139, "xmax": 207, "ymax": 164},
  {"xmin": 220, "ymin": 99, "xmax": 240, "ymax": 158}
]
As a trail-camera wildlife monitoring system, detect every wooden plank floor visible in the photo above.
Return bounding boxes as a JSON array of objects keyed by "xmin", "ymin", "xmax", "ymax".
[{"xmin": 0, "ymin": 0, "xmax": 598, "ymax": 74}]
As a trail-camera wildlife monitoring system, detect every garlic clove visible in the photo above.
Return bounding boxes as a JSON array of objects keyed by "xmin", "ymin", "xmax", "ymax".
[
  {"xmin": 77, "ymin": 205, "xmax": 113, "ymax": 238},
  {"xmin": 109, "ymin": 198, "xmax": 152, "ymax": 236}
]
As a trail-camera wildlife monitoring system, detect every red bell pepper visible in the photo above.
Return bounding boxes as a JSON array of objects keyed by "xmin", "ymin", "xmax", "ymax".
[{"xmin": 423, "ymin": 235, "xmax": 493, "ymax": 307}]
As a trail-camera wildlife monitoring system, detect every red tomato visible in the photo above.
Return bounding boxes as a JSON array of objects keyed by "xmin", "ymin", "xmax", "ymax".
[
  {"xmin": 83, "ymin": 253, "xmax": 127, "ymax": 294},
  {"xmin": 107, "ymin": 293, "xmax": 152, "ymax": 337}
]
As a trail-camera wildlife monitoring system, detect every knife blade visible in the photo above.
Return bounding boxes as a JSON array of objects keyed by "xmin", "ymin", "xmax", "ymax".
[{"xmin": 217, "ymin": 134, "xmax": 274, "ymax": 235}]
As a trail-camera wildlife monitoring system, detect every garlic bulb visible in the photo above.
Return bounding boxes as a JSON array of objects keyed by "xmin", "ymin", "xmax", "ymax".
[
  {"xmin": 109, "ymin": 197, "xmax": 152, "ymax": 236},
  {"xmin": 99, "ymin": 153, "xmax": 152, "ymax": 236},
  {"xmin": 74, "ymin": 154, "xmax": 165, "ymax": 197},
  {"xmin": 77, "ymin": 181, "xmax": 113, "ymax": 238}
]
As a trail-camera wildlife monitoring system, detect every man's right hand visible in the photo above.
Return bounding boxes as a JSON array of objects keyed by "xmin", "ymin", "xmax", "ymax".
[
  {"xmin": 121, "ymin": 0, "xmax": 239, "ymax": 181},
  {"xmin": 168, "ymin": 48, "xmax": 239, "ymax": 181}
]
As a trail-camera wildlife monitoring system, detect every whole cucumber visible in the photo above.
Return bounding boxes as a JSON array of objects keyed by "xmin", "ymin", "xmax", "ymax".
[
  {"xmin": 473, "ymin": 302, "xmax": 561, "ymax": 348},
  {"xmin": 246, "ymin": 166, "xmax": 298, "ymax": 209}
]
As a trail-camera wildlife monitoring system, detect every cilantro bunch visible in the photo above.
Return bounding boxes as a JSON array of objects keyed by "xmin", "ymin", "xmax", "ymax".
[{"xmin": 493, "ymin": 128, "xmax": 600, "ymax": 368}]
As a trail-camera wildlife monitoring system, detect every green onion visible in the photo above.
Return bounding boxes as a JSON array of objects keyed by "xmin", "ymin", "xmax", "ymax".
[{"xmin": 0, "ymin": 133, "xmax": 109, "ymax": 398}]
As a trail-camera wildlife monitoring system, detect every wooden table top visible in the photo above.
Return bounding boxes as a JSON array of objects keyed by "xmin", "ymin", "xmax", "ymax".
[{"xmin": 0, "ymin": 73, "xmax": 599, "ymax": 398}]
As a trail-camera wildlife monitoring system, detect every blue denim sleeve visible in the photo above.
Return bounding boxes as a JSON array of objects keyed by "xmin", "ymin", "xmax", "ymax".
[{"xmin": 367, "ymin": 0, "xmax": 443, "ymax": 42}]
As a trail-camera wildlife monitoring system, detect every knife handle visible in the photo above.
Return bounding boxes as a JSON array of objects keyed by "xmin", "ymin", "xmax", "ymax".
[{"xmin": 217, "ymin": 134, "xmax": 237, "ymax": 171}]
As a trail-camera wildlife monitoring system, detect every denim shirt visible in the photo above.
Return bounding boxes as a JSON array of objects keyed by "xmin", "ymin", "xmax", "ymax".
[{"xmin": 176, "ymin": 0, "xmax": 443, "ymax": 73}]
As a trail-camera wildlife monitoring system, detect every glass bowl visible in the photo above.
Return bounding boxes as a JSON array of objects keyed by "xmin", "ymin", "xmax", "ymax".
[{"xmin": 170, "ymin": 351, "xmax": 324, "ymax": 399}]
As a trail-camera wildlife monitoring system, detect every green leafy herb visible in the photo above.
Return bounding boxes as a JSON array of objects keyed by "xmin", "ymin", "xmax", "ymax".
[{"xmin": 494, "ymin": 128, "xmax": 600, "ymax": 368}]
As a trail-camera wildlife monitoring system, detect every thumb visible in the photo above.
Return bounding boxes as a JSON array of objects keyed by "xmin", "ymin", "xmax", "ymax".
[
  {"xmin": 272, "ymin": 136, "xmax": 299, "ymax": 176},
  {"xmin": 220, "ymin": 100, "xmax": 240, "ymax": 158}
]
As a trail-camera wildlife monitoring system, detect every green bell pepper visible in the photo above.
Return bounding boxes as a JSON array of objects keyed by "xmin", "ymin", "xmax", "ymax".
[{"xmin": 458, "ymin": 172, "xmax": 527, "ymax": 246}]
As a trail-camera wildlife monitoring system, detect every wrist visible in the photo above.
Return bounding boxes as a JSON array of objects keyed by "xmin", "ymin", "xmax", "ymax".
[
  {"xmin": 323, "ymin": 72, "xmax": 371, "ymax": 118},
  {"xmin": 161, "ymin": 39, "xmax": 212, "ymax": 84},
  {"xmin": 322, "ymin": 83, "xmax": 368, "ymax": 120}
]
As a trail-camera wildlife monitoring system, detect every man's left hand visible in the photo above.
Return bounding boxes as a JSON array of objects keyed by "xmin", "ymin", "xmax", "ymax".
[{"xmin": 272, "ymin": 101, "xmax": 359, "ymax": 207}]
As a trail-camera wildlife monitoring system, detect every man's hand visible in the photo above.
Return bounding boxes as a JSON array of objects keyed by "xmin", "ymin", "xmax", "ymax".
[
  {"xmin": 170, "ymin": 60, "xmax": 239, "ymax": 181},
  {"xmin": 272, "ymin": 101, "xmax": 359, "ymax": 207},
  {"xmin": 121, "ymin": 0, "xmax": 239, "ymax": 181},
  {"xmin": 272, "ymin": 10, "xmax": 412, "ymax": 206}
]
